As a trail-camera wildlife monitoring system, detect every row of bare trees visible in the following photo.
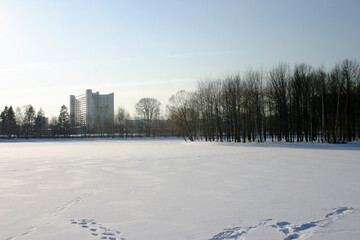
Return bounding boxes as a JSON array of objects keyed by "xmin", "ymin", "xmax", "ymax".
[{"xmin": 167, "ymin": 60, "xmax": 360, "ymax": 143}]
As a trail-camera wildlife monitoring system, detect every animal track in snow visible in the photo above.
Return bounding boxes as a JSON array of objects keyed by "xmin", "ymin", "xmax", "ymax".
[
  {"xmin": 70, "ymin": 219, "xmax": 126, "ymax": 240},
  {"xmin": 209, "ymin": 207, "xmax": 354, "ymax": 240}
]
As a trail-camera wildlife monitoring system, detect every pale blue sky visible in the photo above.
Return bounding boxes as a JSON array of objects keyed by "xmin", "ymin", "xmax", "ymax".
[{"xmin": 0, "ymin": 0, "xmax": 359, "ymax": 117}]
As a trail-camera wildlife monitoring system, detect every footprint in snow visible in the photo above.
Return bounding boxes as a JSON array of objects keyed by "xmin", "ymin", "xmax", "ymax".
[
  {"xmin": 209, "ymin": 207, "xmax": 354, "ymax": 240},
  {"xmin": 70, "ymin": 219, "xmax": 126, "ymax": 240},
  {"xmin": 210, "ymin": 219, "xmax": 272, "ymax": 240}
]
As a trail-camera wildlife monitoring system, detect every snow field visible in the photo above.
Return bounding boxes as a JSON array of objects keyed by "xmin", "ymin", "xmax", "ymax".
[{"xmin": 0, "ymin": 139, "xmax": 359, "ymax": 240}]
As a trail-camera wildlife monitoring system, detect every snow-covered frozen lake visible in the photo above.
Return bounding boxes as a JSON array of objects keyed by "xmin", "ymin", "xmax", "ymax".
[{"xmin": 0, "ymin": 139, "xmax": 359, "ymax": 240}]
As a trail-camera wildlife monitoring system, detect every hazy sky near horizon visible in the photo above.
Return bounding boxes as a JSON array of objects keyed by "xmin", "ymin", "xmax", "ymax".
[{"xmin": 0, "ymin": 0, "xmax": 359, "ymax": 118}]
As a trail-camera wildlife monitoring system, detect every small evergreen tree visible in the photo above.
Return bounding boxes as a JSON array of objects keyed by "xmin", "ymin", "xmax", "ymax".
[
  {"xmin": 34, "ymin": 108, "xmax": 46, "ymax": 137},
  {"xmin": 0, "ymin": 106, "xmax": 17, "ymax": 138},
  {"xmin": 23, "ymin": 105, "xmax": 36, "ymax": 138},
  {"xmin": 7, "ymin": 106, "xmax": 17, "ymax": 138},
  {"xmin": 0, "ymin": 106, "xmax": 8, "ymax": 137},
  {"xmin": 58, "ymin": 105, "xmax": 70, "ymax": 137}
]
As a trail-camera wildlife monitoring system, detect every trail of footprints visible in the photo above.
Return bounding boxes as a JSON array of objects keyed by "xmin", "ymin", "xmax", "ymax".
[
  {"xmin": 53, "ymin": 194, "xmax": 93, "ymax": 216},
  {"xmin": 70, "ymin": 219, "xmax": 126, "ymax": 240},
  {"xmin": 210, "ymin": 207, "xmax": 354, "ymax": 240},
  {"xmin": 70, "ymin": 207, "xmax": 353, "ymax": 240}
]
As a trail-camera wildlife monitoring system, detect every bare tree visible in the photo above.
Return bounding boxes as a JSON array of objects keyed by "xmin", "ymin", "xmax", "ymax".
[
  {"xmin": 313, "ymin": 67, "xmax": 327, "ymax": 142},
  {"xmin": 196, "ymin": 79, "xmax": 224, "ymax": 141},
  {"xmin": 268, "ymin": 63, "xmax": 291, "ymax": 142},
  {"xmin": 115, "ymin": 106, "xmax": 131, "ymax": 137},
  {"xmin": 135, "ymin": 98, "xmax": 161, "ymax": 137},
  {"xmin": 340, "ymin": 59, "xmax": 360, "ymax": 141},
  {"xmin": 243, "ymin": 70, "xmax": 265, "ymax": 142},
  {"xmin": 167, "ymin": 90, "xmax": 198, "ymax": 141},
  {"xmin": 222, "ymin": 75, "xmax": 242, "ymax": 142}
]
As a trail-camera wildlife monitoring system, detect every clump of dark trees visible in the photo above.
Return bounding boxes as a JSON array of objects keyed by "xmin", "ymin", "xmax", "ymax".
[
  {"xmin": 0, "ymin": 104, "xmax": 71, "ymax": 138},
  {"xmin": 167, "ymin": 60, "xmax": 360, "ymax": 143}
]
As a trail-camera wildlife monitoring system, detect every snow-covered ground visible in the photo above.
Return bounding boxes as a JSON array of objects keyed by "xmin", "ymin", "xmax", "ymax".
[{"xmin": 0, "ymin": 139, "xmax": 359, "ymax": 240}]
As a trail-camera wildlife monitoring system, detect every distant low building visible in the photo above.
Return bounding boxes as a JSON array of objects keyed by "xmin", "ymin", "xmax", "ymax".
[{"xmin": 70, "ymin": 89, "xmax": 114, "ymax": 130}]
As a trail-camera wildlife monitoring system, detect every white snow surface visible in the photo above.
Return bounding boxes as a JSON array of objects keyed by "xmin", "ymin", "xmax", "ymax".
[{"xmin": 0, "ymin": 139, "xmax": 359, "ymax": 240}]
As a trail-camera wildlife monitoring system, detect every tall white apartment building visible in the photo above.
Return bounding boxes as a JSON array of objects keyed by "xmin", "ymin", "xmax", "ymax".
[{"xmin": 70, "ymin": 89, "xmax": 114, "ymax": 129}]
